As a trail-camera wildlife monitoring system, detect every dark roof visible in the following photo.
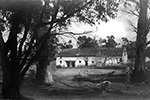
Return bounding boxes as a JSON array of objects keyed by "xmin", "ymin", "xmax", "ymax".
[{"xmin": 57, "ymin": 47, "xmax": 123, "ymax": 57}]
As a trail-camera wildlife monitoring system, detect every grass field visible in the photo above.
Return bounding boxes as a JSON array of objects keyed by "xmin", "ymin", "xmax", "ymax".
[
  {"xmin": 19, "ymin": 71, "xmax": 150, "ymax": 100},
  {"xmin": 0, "ymin": 63, "xmax": 150, "ymax": 100},
  {"xmin": 18, "ymin": 68, "xmax": 150, "ymax": 100}
]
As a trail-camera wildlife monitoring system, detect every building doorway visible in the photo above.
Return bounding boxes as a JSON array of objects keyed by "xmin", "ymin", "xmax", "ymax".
[
  {"xmin": 85, "ymin": 61, "xmax": 88, "ymax": 66},
  {"xmin": 71, "ymin": 61, "xmax": 75, "ymax": 67},
  {"xmin": 66, "ymin": 61, "xmax": 75, "ymax": 67}
]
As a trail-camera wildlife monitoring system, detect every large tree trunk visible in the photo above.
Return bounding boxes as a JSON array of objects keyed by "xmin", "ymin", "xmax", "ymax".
[
  {"xmin": 36, "ymin": 59, "xmax": 48, "ymax": 82},
  {"xmin": 131, "ymin": 0, "xmax": 148, "ymax": 83},
  {"xmin": 36, "ymin": 41, "xmax": 49, "ymax": 83},
  {"xmin": 35, "ymin": 41, "xmax": 56, "ymax": 84},
  {"xmin": 2, "ymin": 69, "xmax": 22, "ymax": 99},
  {"xmin": 1, "ymin": 13, "xmax": 24, "ymax": 99},
  {"xmin": 1, "ymin": 43, "xmax": 23, "ymax": 99}
]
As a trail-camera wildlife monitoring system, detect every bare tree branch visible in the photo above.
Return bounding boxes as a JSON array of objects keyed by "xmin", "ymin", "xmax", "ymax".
[
  {"xmin": 0, "ymin": 18, "xmax": 6, "ymax": 23},
  {"xmin": 145, "ymin": 40, "xmax": 150, "ymax": 47},
  {"xmin": 128, "ymin": 19, "xmax": 137, "ymax": 33},
  {"xmin": 120, "ymin": 8, "xmax": 139, "ymax": 17},
  {"xmin": 39, "ymin": 0, "xmax": 94, "ymax": 27},
  {"xmin": 144, "ymin": 19, "xmax": 150, "ymax": 36},
  {"xmin": 20, "ymin": 0, "xmax": 95, "ymax": 76},
  {"xmin": 54, "ymin": 31, "xmax": 94, "ymax": 35},
  {"xmin": 18, "ymin": 25, "xmax": 30, "ymax": 57},
  {"xmin": 18, "ymin": 38, "xmax": 35, "ymax": 73}
]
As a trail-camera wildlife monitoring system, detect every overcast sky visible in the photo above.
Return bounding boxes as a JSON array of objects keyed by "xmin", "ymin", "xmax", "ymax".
[
  {"xmin": 68, "ymin": 19, "xmax": 128, "ymax": 42},
  {"xmin": 65, "ymin": 15, "xmax": 137, "ymax": 48},
  {"xmin": 58, "ymin": 4, "xmax": 141, "ymax": 48}
]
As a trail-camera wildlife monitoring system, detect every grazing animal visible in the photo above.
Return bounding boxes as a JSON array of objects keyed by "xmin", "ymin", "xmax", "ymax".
[{"xmin": 97, "ymin": 81, "xmax": 111, "ymax": 94}]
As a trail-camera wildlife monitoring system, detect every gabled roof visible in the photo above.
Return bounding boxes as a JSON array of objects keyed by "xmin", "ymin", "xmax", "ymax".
[{"xmin": 57, "ymin": 47, "xmax": 123, "ymax": 57}]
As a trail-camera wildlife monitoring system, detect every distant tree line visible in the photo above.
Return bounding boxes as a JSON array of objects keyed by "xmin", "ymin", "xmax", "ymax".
[{"xmin": 76, "ymin": 35, "xmax": 117, "ymax": 49}]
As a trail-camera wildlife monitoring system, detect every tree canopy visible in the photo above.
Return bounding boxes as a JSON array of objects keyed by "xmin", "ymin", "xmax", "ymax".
[
  {"xmin": 0, "ymin": 0, "xmax": 120, "ymax": 99},
  {"xmin": 59, "ymin": 40, "xmax": 73, "ymax": 49},
  {"xmin": 121, "ymin": 0, "xmax": 149, "ymax": 82},
  {"xmin": 105, "ymin": 35, "xmax": 117, "ymax": 47},
  {"xmin": 77, "ymin": 36, "xmax": 99, "ymax": 49}
]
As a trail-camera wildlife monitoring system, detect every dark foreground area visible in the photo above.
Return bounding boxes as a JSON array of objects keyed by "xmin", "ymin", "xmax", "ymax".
[
  {"xmin": 0, "ymin": 71, "xmax": 150, "ymax": 100},
  {"xmin": 20, "ymin": 81, "xmax": 150, "ymax": 100}
]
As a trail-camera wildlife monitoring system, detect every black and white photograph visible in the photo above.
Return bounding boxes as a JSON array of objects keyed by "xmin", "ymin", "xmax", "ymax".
[{"xmin": 0, "ymin": 0, "xmax": 150, "ymax": 100}]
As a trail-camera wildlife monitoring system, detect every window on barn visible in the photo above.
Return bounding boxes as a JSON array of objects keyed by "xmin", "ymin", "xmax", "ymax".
[
  {"xmin": 92, "ymin": 61, "xmax": 94, "ymax": 63},
  {"xmin": 65, "ymin": 61, "xmax": 75, "ymax": 67},
  {"xmin": 71, "ymin": 61, "xmax": 75, "ymax": 67},
  {"xmin": 66, "ymin": 61, "xmax": 70, "ymax": 67},
  {"xmin": 60, "ymin": 61, "xmax": 62, "ymax": 63},
  {"xmin": 120, "ymin": 58, "xmax": 122, "ymax": 62},
  {"xmin": 85, "ymin": 61, "xmax": 88, "ymax": 66},
  {"xmin": 79, "ymin": 61, "xmax": 81, "ymax": 63}
]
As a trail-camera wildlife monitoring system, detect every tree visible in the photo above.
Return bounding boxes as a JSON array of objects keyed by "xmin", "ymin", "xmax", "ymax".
[
  {"xmin": 121, "ymin": 37, "xmax": 136, "ymax": 59},
  {"xmin": 59, "ymin": 40, "xmax": 73, "ymax": 49},
  {"xmin": 121, "ymin": 37, "xmax": 130, "ymax": 47},
  {"xmin": 122, "ymin": 0, "xmax": 149, "ymax": 82},
  {"xmin": 133, "ymin": 0, "xmax": 149, "ymax": 82},
  {"xmin": 77, "ymin": 36, "xmax": 99, "ymax": 49},
  {"xmin": 101, "ymin": 35, "xmax": 117, "ymax": 48},
  {"xmin": 0, "ymin": 0, "xmax": 119, "ymax": 99},
  {"xmin": 145, "ymin": 46, "xmax": 150, "ymax": 58},
  {"xmin": 106, "ymin": 35, "xmax": 117, "ymax": 47},
  {"xmin": 36, "ymin": 35, "xmax": 58, "ymax": 82}
]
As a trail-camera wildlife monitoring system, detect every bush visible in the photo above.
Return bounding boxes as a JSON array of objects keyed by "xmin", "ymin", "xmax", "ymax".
[{"xmin": 56, "ymin": 65, "xmax": 62, "ymax": 68}]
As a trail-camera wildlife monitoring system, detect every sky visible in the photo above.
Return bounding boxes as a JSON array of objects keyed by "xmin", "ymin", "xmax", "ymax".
[
  {"xmin": 89, "ymin": 19, "xmax": 127, "ymax": 42},
  {"xmin": 65, "ymin": 16, "xmax": 137, "ymax": 47},
  {"xmin": 58, "ymin": 3, "xmax": 140, "ymax": 48}
]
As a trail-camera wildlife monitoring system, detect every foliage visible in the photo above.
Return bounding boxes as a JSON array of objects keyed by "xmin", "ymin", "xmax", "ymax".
[
  {"xmin": 145, "ymin": 46, "xmax": 150, "ymax": 58},
  {"xmin": 101, "ymin": 35, "xmax": 117, "ymax": 48},
  {"xmin": 121, "ymin": 37, "xmax": 136, "ymax": 59},
  {"xmin": 76, "ymin": 35, "xmax": 118, "ymax": 49},
  {"xmin": 0, "ymin": 0, "xmax": 120, "ymax": 99},
  {"xmin": 59, "ymin": 40, "xmax": 73, "ymax": 49},
  {"xmin": 105, "ymin": 35, "xmax": 117, "ymax": 47},
  {"xmin": 121, "ymin": 37, "xmax": 150, "ymax": 60},
  {"xmin": 77, "ymin": 36, "xmax": 99, "ymax": 49},
  {"xmin": 122, "ymin": 0, "xmax": 149, "ymax": 82}
]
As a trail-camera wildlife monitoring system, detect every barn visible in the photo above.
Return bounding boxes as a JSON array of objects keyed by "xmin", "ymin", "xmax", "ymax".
[{"xmin": 56, "ymin": 47, "xmax": 128, "ymax": 68}]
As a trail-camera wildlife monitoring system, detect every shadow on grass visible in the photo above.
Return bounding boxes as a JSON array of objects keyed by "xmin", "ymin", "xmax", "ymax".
[{"xmin": 41, "ymin": 86, "xmax": 138, "ymax": 97}]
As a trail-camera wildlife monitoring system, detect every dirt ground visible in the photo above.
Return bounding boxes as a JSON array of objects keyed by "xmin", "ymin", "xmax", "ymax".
[
  {"xmin": 20, "ymin": 83, "xmax": 150, "ymax": 100},
  {"xmin": 0, "ymin": 69, "xmax": 150, "ymax": 100},
  {"xmin": 19, "ymin": 70, "xmax": 150, "ymax": 100}
]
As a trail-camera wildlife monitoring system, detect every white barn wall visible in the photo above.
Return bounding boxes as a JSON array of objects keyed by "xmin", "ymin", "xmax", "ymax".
[
  {"xmin": 56, "ymin": 57, "xmax": 60, "ymax": 66},
  {"xmin": 122, "ymin": 47, "xmax": 128, "ymax": 63},
  {"xmin": 88, "ymin": 57, "xmax": 105, "ymax": 66},
  {"xmin": 56, "ymin": 56, "xmax": 124, "ymax": 67},
  {"xmin": 56, "ymin": 57, "xmax": 86, "ymax": 67},
  {"xmin": 105, "ymin": 57, "xmax": 121, "ymax": 66},
  {"xmin": 56, "ymin": 47, "xmax": 129, "ymax": 67}
]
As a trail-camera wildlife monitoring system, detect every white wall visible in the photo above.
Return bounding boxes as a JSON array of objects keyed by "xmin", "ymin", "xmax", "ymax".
[
  {"xmin": 105, "ymin": 57, "xmax": 121, "ymax": 66},
  {"xmin": 56, "ymin": 56, "xmax": 123, "ymax": 67},
  {"xmin": 122, "ymin": 48, "xmax": 128, "ymax": 63},
  {"xmin": 56, "ymin": 57, "xmax": 86, "ymax": 67},
  {"xmin": 56, "ymin": 48, "xmax": 129, "ymax": 67}
]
